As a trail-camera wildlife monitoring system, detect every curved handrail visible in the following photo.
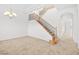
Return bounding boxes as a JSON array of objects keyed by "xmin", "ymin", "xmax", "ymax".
[{"xmin": 31, "ymin": 13, "xmax": 57, "ymax": 37}]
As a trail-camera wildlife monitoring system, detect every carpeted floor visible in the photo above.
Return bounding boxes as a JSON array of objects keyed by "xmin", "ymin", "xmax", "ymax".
[{"xmin": 0, "ymin": 36, "xmax": 79, "ymax": 55}]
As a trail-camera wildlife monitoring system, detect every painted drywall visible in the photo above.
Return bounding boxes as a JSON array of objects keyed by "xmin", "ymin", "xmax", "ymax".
[
  {"xmin": 45, "ymin": 7, "xmax": 74, "ymax": 40},
  {"xmin": 0, "ymin": 4, "xmax": 44, "ymax": 40},
  {"xmin": 27, "ymin": 20, "xmax": 52, "ymax": 41},
  {"xmin": 0, "ymin": 5, "xmax": 28, "ymax": 40},
  {"xmin": 27, "ymin": 4, "xmax": 75, "ymax": 41},
  {"xmin": 76, "ymin": 5, "xmax": 79, "ymax": 48},
  {"xmin": 0, "ymin": 4, "xmax": 78, "ymax": 43}
]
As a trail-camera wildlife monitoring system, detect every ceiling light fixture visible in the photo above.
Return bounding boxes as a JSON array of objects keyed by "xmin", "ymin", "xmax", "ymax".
[{"xmin": 4, "ymin": 8, "xmax": 17, "ymax": 19}]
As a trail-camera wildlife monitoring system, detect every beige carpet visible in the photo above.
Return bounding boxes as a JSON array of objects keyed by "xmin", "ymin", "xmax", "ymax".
[{"xmin": 0, "ymin": 36, "xmax": 79, "ymax": 55}]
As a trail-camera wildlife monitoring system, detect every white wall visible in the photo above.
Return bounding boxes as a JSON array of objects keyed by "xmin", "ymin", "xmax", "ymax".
[
  {"xmin": 76, "ymin": 5, "xmax": 79, "ymax": 48},
  {"xmin": 27, "ymin": 4, "xmax": 75, "ymax": 41},
  {"xmin": 0, "ymin": 4, "xmax": 78, "ymax": 43},
  {"xmin": 58, "ymin": 7, "xmax": 75, "ymax": 40},
  {"xmin": 0, "ymin": 4, "xmax": 44, "ymax": 40},
  {"xmin": 0, "ymin": 5, "xmax": 28, "ymax": 40},
  {"xmin": 27, "ymin": 20, "xmax": 52, "ymax": 41}
]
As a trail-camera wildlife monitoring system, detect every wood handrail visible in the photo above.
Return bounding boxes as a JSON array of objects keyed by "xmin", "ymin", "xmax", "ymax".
[{"xmin": 31, "ymin": 13, "xmax": 59, "ymax": 45}]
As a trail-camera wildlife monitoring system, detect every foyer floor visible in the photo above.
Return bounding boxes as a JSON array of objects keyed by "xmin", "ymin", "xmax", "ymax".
[{"xmin": 0, "ymin": 36, "xmax": 79, "ymax": 55}]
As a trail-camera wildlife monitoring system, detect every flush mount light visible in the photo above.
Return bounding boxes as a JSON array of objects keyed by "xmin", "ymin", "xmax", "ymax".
[{"xmin": 4, "ymin": 8, "xmax": 17, "ymax": 19}]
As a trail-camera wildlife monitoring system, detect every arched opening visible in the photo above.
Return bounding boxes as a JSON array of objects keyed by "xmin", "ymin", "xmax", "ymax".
[{"xmin": 60, "ymin": 13, "xmax": 73, "ymax": 39}]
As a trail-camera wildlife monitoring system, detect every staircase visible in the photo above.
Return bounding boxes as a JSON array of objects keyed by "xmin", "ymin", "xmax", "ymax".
[{"xmin": 30, "ymin": 13, "xmax": 59, "ymax": 45}]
